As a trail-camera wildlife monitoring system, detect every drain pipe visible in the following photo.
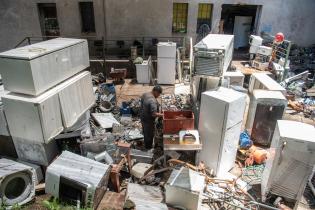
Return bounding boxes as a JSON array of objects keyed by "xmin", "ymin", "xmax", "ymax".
[
  {"xmin": 189, "ymin": 37, "xmax": 193, "ymax": 80},
  {"xmin": 177, "ymin": 48, "xmax": 182, "ymax": 83}
]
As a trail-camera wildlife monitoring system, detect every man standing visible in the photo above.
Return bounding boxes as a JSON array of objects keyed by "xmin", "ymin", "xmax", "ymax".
[{"xmin": 140, "ymin": 86, "xmax": 163, "ymax": 149}]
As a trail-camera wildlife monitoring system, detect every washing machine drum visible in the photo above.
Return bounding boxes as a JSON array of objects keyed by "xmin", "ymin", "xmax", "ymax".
[{"xmin": 0, "ymin": 171, "xmax": 33, "ymax": 205}]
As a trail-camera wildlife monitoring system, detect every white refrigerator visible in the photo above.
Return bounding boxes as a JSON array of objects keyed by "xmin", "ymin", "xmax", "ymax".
[
  {"xmin": 157, "ymin": 42, "xmax": 176, "ymax": 85},
  {"xmin": 198, "ymin": 87, "xmax": 246, "ymax": 176}
]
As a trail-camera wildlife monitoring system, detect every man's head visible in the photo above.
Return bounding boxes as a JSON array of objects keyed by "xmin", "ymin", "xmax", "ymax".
[{"xmin": 152, "ymin": 85, "xmax": 162, "ymax": 98}]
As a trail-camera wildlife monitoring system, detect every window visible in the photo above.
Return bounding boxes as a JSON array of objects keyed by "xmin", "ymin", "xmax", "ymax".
[
  {"xmin": 197, "ymin": 3, "xmax": 213, "ymax": 32},
  {"xmin": 172, "ymin": 3, "xmax": 188, "ymax": 33},
  {"xmin": 79, "ymin": 2, "xmax": 96, "ymax": 33},
  {"xmin": 38, "ymin": 3, "xmax": 60, "ymax": 37}
]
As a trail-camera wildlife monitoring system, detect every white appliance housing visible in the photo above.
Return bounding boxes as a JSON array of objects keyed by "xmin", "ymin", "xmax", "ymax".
[
  {"xmin": 248, "ymin": 73, "xmax": 286, "ymax": 94},
  {"xmin": 0, "ymin": 85, "xmax": 9, "ymax": 136},
  {"xmin": 191, "ymin": 75, "xmax": 220, "ymax": 103},
  {"xmin": 2, "ymin": 71, "xmax": 95, "ymax": 144},
  {"xmin": 249, "ymin": 35, "xmax": 263, "ymax": 54},
  {"xmin": 198, "ymin": 87, "xmax": 246, "ymax": 176},
  {"xmin": 261, "ymin": 120, "xmax": 315, "ymax": 209},
  {"xmin": 13, "ymin": 138, "xmax": 58, "ymax": 166},
  {"xmin": 45, "ymin": 151, "xmax": 111, "ymax": 209},
  {"xmin": 157, "ymin": 42, "xmax": 176, "ymax": 84},
  {"xmin": 136, "ymin": 59, "xmax": 151, "ymax": 84},
  {"xmin": 246, "ymin": 90, "xmax": 287, "ymax": 146},
  {"xmin": 223, "ymin": 71, "xmax": 245, "ymax": 87},
  {"xmin": 257, "ymin": 46, "xmax": 273, "ymax": 56},
  {"xmin": 165, "ymin": 167, "xmax": 205, "ymax": 210},
  {"xmin": 0, "ymin": 38, "xmax": 89, "ymax": 96},
  {"xmin": 0, "ymin": 159, "xmax": 35, "ymax": 207},
  {"xmin": 194, "ymin": 34, "xmax": 234, "ymax": 76}
]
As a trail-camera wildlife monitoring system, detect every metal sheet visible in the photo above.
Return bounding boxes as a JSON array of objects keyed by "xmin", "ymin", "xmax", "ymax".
[
  {"xmin": 0, "ymin": 38, "xmax": 89, "ymax": 96},
  {"xmin": 91, "ymin": 113, "xmax": 120, "ymax": 129}
]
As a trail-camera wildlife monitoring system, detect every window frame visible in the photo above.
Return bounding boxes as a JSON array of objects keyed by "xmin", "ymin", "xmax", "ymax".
[
  {"xmin": 79, "ymin": 1, "xmax": 96, "ymax": 33},
  {"xmin": 172, "ymin": 3, "xmax": 188, "ymax": 34},
  {"xmin": 196, "ymin": 3, "xmax": 213, "ymax": 33}
]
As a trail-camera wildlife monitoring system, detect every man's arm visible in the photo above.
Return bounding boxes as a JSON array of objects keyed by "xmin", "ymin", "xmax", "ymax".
[{"xmin": 150, "ymin": 100, "xmax": 163, "ymax": 118}]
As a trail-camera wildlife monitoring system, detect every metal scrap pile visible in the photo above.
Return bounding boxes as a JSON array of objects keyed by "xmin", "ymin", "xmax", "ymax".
[
  {"xmin": 161, "ymin": 93, "xmax": 192, "ymax": 111},
  {"xmin": 289, "ymin": 44, "xmax": 315, "ymax": 75}
]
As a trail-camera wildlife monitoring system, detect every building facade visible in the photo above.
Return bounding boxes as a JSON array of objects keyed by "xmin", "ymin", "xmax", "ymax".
[{"xmin": 1, "ymin": 0, "xmax": 315, "ymax": 52}]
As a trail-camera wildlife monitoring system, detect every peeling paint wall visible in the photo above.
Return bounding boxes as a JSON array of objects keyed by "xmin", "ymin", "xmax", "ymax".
[{"xmin": 0, "ymin": 0, "xmax": 315, "ymax": 52}]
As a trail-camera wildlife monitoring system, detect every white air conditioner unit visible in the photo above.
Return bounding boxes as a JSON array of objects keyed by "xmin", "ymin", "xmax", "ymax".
[
  {"xmin": 198, "ymin": 87, "xmax": 246, "ymax": 176},
  {"xmin": 45, "ymin": 151, "xmax": 111, "ymax": 209},
  {"xmin": 261, "ymin": 120, "xmax": 315, "ymax": 209},
  {"xmin": 194, "ymin": 34, "xmax": 234, "ymax": 76},
  {"xmin": 0, "ymin": 159, "xmax": 35, "ymax": 207},
  {"xmin": 248, "ymin": 73, "xmax": 286, "ymax": 95},
  {"xmin": 246, "ymin": 90, "xmax": 287, "ymax": 146},
  {"xmin": 0, "ymin": 38, "xmax": 89, "ymax": 96},
  {"xmin": 2, "ymin": 71, "xmax": 95, "ymax": 144},
  {"xmin": 223, "ymin": 71, "xmax": 245, "ymax": 87}
]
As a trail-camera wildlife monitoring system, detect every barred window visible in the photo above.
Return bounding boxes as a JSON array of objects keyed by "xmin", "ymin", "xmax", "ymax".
[{"xmin": 172, "ymin": 3, "xmax": 188, "ymax": 33}]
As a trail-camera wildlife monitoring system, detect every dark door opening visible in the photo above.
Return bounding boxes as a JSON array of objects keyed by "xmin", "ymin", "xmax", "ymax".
[
  {"xmin": 38, "ymin": 3, "xmax": 60, "ymax": 37},
  {"xmin": 220, "ymin": 4, "xmax": 261, "ymax": 49}
]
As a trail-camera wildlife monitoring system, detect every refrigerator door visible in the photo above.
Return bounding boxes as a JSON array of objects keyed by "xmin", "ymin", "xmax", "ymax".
[
  {"xmin": 58, "ymin": 71, "xmax": 95, "ymax": 128},
  {"xmin": 157, "ymin": 42, "xmax": 176, "ymax": 58},
  {"xmin": 198, "ymin": 92, "xmax": 226, "ymax": 174},
  {"xmin": 217, "ymin": 122, "xmax": 242, "ymax": 177},
  {"xmin": 157, "ymin": 57, "xmax": 176, "ymax": 85}
]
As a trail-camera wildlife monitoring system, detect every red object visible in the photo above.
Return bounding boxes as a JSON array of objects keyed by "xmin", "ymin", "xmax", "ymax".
[
  {"xmin": 163, "ymin": 111, "xmax": 194, "ymax": 134},
  {"xmin": 275, "ymin": 32, "xmax": 285, "ymax": 43}
]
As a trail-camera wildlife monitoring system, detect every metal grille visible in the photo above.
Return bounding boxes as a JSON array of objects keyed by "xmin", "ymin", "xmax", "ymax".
[
  {"xmin": 271, "ymin": 159, "xmax": 312, "ymax": 200},
  {"xmin": 194, "ymin": 52, "xmax": 223, "ymax": 76}
]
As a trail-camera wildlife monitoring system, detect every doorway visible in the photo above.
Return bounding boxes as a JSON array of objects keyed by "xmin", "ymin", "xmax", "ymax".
[
  {"xmin": 38, "ymin": 3, "xmax": 60, "ymax": 37},
  {"xmin": 220, "ymin": 4, "xmax": 261, "ymax": 49}
]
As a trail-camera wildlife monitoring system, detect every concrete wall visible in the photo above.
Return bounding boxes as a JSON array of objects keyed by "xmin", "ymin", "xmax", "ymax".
[{"xmin": 0, "ymin": 0, "xmax": 315, "ymax": 52}]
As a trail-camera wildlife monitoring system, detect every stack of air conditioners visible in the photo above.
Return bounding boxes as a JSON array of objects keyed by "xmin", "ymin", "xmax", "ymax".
[
  {"xmin": 192, "ymin": 34, "xmax": 235, "ymax": 122},
  {"xmin": 249, "ymin": 35, "xmax": 273, "ymax": 71},
  {"xmin": 198, "ymin": 87, "xmax": 246, "ymax": 177},
  {"xmin": 262, "ymin": 120, "xmax": 315, "ymax": 209},
  {"xmin": 0, "ymin": 38, "xmax": 95, "ymax": 166},
  {"xmin": 194, "ymin": 34, "xmax": 234, "ymax": 77}
]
